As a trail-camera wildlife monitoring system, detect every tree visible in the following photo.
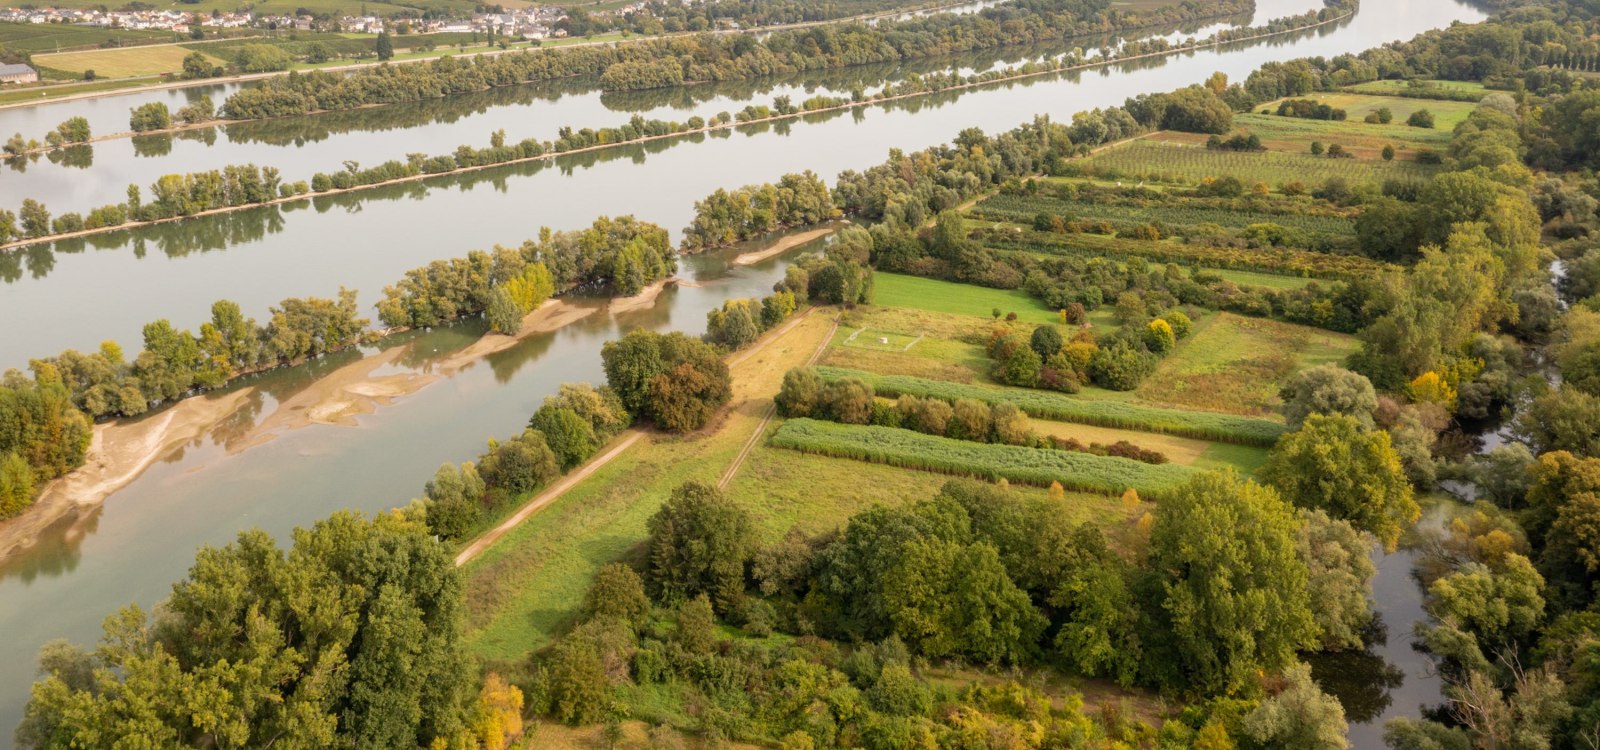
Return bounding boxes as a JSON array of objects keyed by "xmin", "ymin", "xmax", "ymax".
[
  {"xmin": 1279, "ymin": 365, "xmax": 1379, "ymax": 429},
  {"xmin": 1514, "ymin": 387, "xmax": 1600, "ymax": 458},
  {"xmin": 17, "ymin": 512, "xmax": 474, "ymax": 749},
  {"xmin": 648, "ymin": 361, "xmax": 729, "ymax": 432},
  {"xmin": 477, "ymin": 429, "xmax": 560, "ymax": 494},
  {"xmin": 1029, "ymin": 325, "xmax": 1063, "ymax": 359},
  {"xmin": 1241, "ymin": 663, "xmax": 1349, "ymax": 749},
  {"xmin": 1147, "ymin": 471, "xmax": 1316, "ymax": 694},
  {"xmin": 528, "ymin": 405, "xmax": 597, "ymax": 470},
  {"xmin": 776, "ymin": 367, "xmax": 824, "ymax": 417},
  {"xmin": 376, "ymin": 31, "xmax": 394, "ymax": 61},
  {"xmin": 879, "ymin": 538, "xmax": 1044, "ymax": 664},
  {"xmin": 1050, "ymin": 525, "xmax": 1142, "ymax": 686},
  {"xmin": 1382, "ymin": 144, "xmax": 1396, "ymax": 161},
  {"xmin": 822, "ymin": 377, "xmax": 874, "ymax": 424},
  {"xmin": 1298, "ymin": 509, "xmax": 1377, "ymax": 650},
  {"xmin": 18, "ymin": 199, "xmax": 50, "ymax": 239},
  {"xmin": 485, "ymin": 286, "xmax": 523, "ymax": 334},
  {"xmin": 645, "ymin": 481, "xmax": 755, "ymax": 613},
  {"xmin": 128, "ymin": 102, "xmax": 171, "ymax": 132},
  {"xmin": 1426, "ymin": 554, "xmax": 1545, "ymax": 646},
  {"xmin": 1145, "ymin": 319, "xmax": 1176, "ymax": 353},
  {"xmin": 582, "ymin": 563, "xmax": 650, "ymax": 630},
  {"xmin": 1261, "ymin": 414, "xmax": 1417, "ymax": 551},
  {"xmin": 602, "ymin": 330, "xmax": 729, "ymax": 432},
  {"xmin": 1408, "ymin": 109, "xmax": 1436, "ymax": 128}
]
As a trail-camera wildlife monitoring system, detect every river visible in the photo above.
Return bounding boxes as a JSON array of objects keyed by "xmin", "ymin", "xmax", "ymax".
[{"xmin": 0, "ymin": 0, "xmax": 1489, "ymax": 743}]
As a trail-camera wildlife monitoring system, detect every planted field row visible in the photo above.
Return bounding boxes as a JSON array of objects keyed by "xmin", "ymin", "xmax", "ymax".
[
  {"xmin": 770, "ymin": 418, "xmax": 1198, "ymax": 498},
  {"xmin": 814, "ymin": 367, "xmax": 1288, "ymax": 446},
  {"xmin": 1074, "ymin": 139, "xmax": 1436, "ymax": 187},
  {"xmin": 970, "ymin": 193, "xmax": 1357, "ymax": 237},
  {"xmin": 974, "ymin": 227, "xmax": 1392, "ymax": 280}
]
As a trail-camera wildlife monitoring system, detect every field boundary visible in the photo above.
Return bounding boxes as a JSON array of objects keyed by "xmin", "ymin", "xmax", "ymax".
[{"xmin": 718, "ymin": 310, "xmax": 839, "ymax": 490}]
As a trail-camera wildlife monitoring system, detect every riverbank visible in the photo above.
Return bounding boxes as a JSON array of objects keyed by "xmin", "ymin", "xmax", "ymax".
[
  {"xmin": 0, "ymin": 6, "xmax": 1357, "ymax": 254},
  {"xmin": 0, "ymin": 387, "xmax": 255, "ymax": 560},
  {"xmin": 0, "ymin": 292, "xmax": 616, "ymax": 562},
  {"xmin": 730, "ymin": 224, "xmax": 843, "ymax": 266},
  {"xmin": 0, "ymin": 0, "xmax": 1003, "ymax": 114}
]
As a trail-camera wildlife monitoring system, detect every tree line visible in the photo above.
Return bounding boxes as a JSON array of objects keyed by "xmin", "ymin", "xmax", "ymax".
[{"xmin": 215, "ymin": 0, "xmax": 1255, "ymax": 119}]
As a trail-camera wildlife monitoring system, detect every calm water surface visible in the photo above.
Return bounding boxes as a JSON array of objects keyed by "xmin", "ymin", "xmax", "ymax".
[{"xmin": 0, "ymin": 0, "xmax": 1488, "ymax": 742}]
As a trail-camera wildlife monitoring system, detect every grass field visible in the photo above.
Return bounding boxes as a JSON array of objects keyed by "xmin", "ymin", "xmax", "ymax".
[
  {"xmin": 34, "ymin": 45, "xmax": 227, "ymax": 78},
  {"xmin": 0, "ymin": 22, "xmax": 175, "ymax": 53},
  {"xmin": 1259, "ymin": 93, "xmax": 1478, "ymax": 132},
  {"xmin": 1028, "ymin": 417, "xmax": 1268, "ymax": 473},
  {"xmin": 1346, "ymin": 78, "xmax": 1490, "ymax": 101},
  {"xmin": 873, "ymin": 271, "xmax": 1064, "ymax": 326},
  {"xmin": 1136, "ymin": 311, "xmax": 1358, "ymax": 415},
  {"xmin": 840, "ymin": 327, "xmax": 923, "ymax": 352}
]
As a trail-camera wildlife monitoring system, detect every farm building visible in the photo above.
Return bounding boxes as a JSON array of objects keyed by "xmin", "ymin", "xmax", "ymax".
[{"xmin": 0, "ymin": 63, "xmax": 38, "ymax": 84}]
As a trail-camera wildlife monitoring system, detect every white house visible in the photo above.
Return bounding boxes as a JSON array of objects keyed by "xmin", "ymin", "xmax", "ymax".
[{"xmin": 0, "ymin": 64, "xmax": 39, "ymax": 85}]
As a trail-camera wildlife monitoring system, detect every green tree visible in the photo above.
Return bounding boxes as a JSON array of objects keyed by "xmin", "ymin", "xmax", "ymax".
[
  {"xmin": 645, "ymin": 481, "xmax": 755, "ymax": 613},
  {"xmin": 776, "ymin": 367, "xmax": 824, "ymax": 417},
  {"xmin": 128, "ymin": 102, "xmax": 171, "ymax": 132},
  {"xmin": 477, "ymin": 429, "xmax": 560, "ymax": 494},
  {"xmin": 582, "ymin": 563, "xmax": 650, "ymax": 630},
  {"xmin": 1426, "ymin": 554, "xmax": 1545, "ymax": 646},
  {"xmin": 1298, "ymin": 509, "xmax": 1377, "ymax": 650},
  {"xmin": 1382, "ymin": 144, "xmax": 1396, "ymax": 161},
  {"xmin": 1241, "ymin": 663, "xmax": 1349, "ymax": 749},
  {"xmin": 1147, "ymin": 471, "xmax": 1317, "ymax": 693},
  {"xmin": 1279, "ymin": 365, "xmax": 1379, "ymax": 429},
  {"xmin": 1261, "ymin": 414, "xmax": 1417, "ymax": 551},
  {"xmin": 1408, "ymin": 109, "xmax": 1435, "ymax": 128},
  {"xmin": 879, "ymin": 538, "xmax": 1044, "ymax": 664},
  {"xmin": 1029, "ymin": 325, "xmax": 1063, "ymax": 359},
  {"xmin": 485, "ymin": 286, "xmax": 523, "ymax": 334},
  {"xmin": 17, "ymin": 511, "xmax": 474, "ymax": 748},
  {"xmin": 528, "ymin": 405, "xmax": 597, "ymax": 470},
  {"xmin": 376, "ymin": 31, "xmax": 394, "ymax": 61},
  {"xmin": 19, "ymin": 199, "xmax": 50, "ymax": 239}
]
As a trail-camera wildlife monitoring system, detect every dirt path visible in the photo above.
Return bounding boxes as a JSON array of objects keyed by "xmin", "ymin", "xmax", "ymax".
[
  {"xmin": 454, "ymin": 305, "xmax": 827, "ymax": 566},
  {"xmin": 717, "ymin": 311, "xmax": 838, "ymax": 489},
  {"xmin": 454, "ymin": 429, "xmax": 645, "ymax": 567}
]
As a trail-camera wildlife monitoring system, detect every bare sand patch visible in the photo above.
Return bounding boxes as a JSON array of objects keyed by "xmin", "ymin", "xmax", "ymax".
[{"xmin": 730, "ymin": 225, "xmax": 840, "ymax": 267}]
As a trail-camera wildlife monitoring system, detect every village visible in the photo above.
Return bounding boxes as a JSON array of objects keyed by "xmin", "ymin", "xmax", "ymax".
[{"xmin": 0, "ymin": 4, "xmax": 590, "ymax": 39}]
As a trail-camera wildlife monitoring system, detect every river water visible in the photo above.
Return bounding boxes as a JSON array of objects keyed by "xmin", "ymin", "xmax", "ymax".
[{"xmin": 0, "ymin": 0, "xmax": 1490, "ymax": 743}]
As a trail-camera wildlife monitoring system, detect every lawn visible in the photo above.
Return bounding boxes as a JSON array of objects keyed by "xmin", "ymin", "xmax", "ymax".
[
  {"xmin": 1346, "ymin": 78, "xmax": 1490, "ymax": 101},
  {"xmin": 1135, "ymin": 311, "xmax": 1358, "ymax": 415},
  {"xmin": 840, "ymin": 327, "xmax": 924, "ymax": 352},
  {"xmin": 34, "ymin": 45, "xmax": 228, "ymax": 78},
  {"xmin": 873, "ymin": 271, "xmax": 1063, "ymax": 325}
]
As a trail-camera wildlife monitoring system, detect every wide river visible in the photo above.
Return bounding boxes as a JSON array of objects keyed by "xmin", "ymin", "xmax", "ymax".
[{"xmin": 0, "ymin": 0, "xmax": 1487, "ymax": 743}]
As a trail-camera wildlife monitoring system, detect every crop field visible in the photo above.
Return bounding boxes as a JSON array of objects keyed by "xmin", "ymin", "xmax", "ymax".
[
  {"xmin": 0, "ymin": 22, "xmax": 175, "ymax": 53},
  {"xmin": 1080, "ymin": 137, "xmax": 1436, "ymax": 188},
  {"xmin": 815, "ymin": 366, "xmax": 1288, "ymax": 445},
  {"xmin": 771, "ymin": 418, "xmax": 1200, "ymax": 498},
  {"xmin": 979, "ymin": 227, "xmax": 1391, "ymax": 281},
  {"xmin": 1135, "ymin": 312, "xmax": 1359, "ymax": 415},
  {"xmin": 969, "ymin": 192, "xmax": 1358, "ymax": 238},
  {"xmin": 34, "ymin": 45, "xmax": 227, "ymax": 78},
  {"xmin": 1257, "ymin": 93, "xmax": 1479, "ymax": 132}
]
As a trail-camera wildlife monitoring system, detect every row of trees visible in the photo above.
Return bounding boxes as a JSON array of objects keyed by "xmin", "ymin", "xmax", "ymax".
[
  {"xmin": 680, "ymin": 171, "xmax": 835, "ymax": 251},
  {"xmin": 377, "ymin": 215, "xmax": 673, "ymax": 330},
  {"xmin": 217, "ymin": 0, "xmax": 1255, "ymax": 119}
]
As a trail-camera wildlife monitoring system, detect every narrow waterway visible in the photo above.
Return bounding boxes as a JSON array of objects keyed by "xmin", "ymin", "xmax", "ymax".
[{"xmin": 0, "ymin": 0, "xmax": 1492, "ymax": 742}]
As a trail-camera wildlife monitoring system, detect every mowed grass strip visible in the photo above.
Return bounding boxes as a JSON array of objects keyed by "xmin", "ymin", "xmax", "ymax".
[
  {"xmin": 873, "ymin": 271, "xmax": 1061, "ymax": 325},
  {"xmin": 35, "ymin": 45, "xmax": 227, "ymax": 77},
  {"xmin": 816, "ymin": 366, "xmax": 1287, "ymax": 446},
  {"xmin": 771, "ymin": 418, "xmax": 1199, "ymax": 498}
]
